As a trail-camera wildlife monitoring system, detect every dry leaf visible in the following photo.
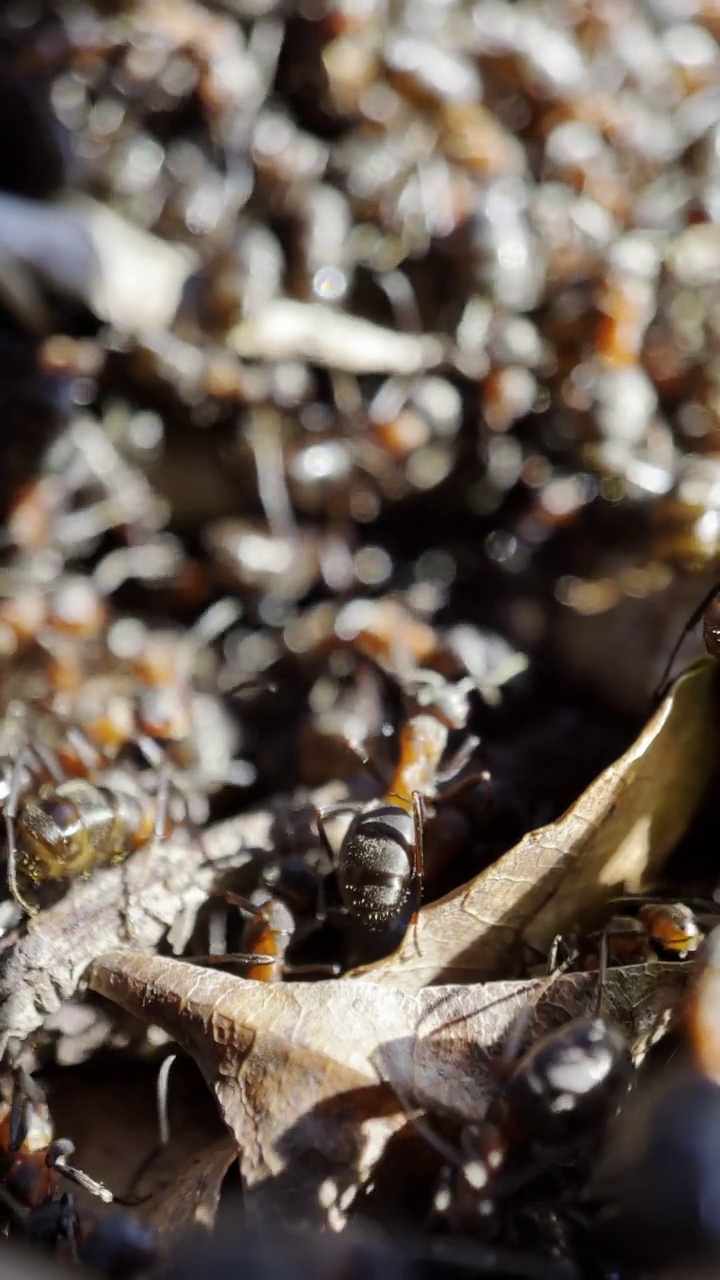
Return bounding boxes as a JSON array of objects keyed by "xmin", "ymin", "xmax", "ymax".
[
  {"xmin": 0, "ymin": 785, "xmax": 344, "ymax": 1054},
  {"xmin": 90, "ymin": 951, "xmax": 688, "ymax": 1230},
  {"xmin": 347, "ymin": 659, "xmax": 720, "ymax": 990}
]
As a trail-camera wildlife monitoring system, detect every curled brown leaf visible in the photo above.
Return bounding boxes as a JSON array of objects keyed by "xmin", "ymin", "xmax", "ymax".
[{"xmin": 90, "ymin": 951, "xmax": 689, "ymax": 1230}]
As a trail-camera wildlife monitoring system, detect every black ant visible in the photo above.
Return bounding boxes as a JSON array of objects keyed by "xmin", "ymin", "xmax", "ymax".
[
  {"xmin": 584, "ymin": 924, "xmax": 720, "ymax": 1268},
  {"xmin": 316, "ymin": 669, "xmax": 485, "ymax": 929},
  {"xmin": 399, "ymin": 940, "xmax": 631, "ymax": 1237}
]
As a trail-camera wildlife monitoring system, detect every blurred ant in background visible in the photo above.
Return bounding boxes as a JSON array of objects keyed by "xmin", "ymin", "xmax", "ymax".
[
  {"xmin": 587, "ymin": 897, "xmax": 706, "ymax": 967},
  {"xmin": 0, "ymin": 1068, "xmax": 156, "ymax": 1276}
]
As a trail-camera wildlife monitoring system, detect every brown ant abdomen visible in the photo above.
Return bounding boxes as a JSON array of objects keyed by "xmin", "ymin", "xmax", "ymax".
[
  {"xmin": 337, "ymin": 802, "xmax": 415, "ymax": 927},
  {"xmin": 17, "ymin": 777, "xmax": 149, "ymax": 883}
]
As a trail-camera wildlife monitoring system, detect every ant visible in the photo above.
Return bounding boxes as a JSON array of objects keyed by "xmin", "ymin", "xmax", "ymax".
[
  {"xmin": 584, "ymin": 925, "xmax": 720, "ymax": 1268},
  {"xmin": 656, "ymin": 577, "xmax": 720, "ymax": 697},
  {"xmin": 193, "ymin": 887, "xmax": 339, "ymax": 982},
  {"xmin": 400, "ymin": 940, "xmax": 631, "ymax": 1238},
  {"xmin": 0, "ymin": 1069, "xmax": 155, "ymax": 1276},
  {"xmin": 1, "ymin": 1182, "xmax": 156, "ymax": 1278},
  {"xmin": 0, "ymin": 1069, "xmax": 113, "ymax": 1214},
  {"xmin": 35, "ymin": 595, "xmax": 246, "ymax": 795},
  {"xmin": 316, "ymin": 668, "xmax": 485, "ymax": 929},
  {"xmin": 1, "ymin": 732, "xmax": 172, "ymax": 914},
  {"xmin": 588, "ymin": 897, "xmax": 705, "ymax": 966}
]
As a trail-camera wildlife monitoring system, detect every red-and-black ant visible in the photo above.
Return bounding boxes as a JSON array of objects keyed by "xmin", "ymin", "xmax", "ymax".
[
  {"xmin": 316, "ymin": 668, "xmax": 486, "ymax": 929},
  {"xmin": 192, "ymin": 886, "xmax": 339, "ymax": 982},
  {"xmin": 0, "ymin": 1068, "xmax": 111, "ymax": 1213},
  {"xmin": 0, "ymin": 1069, "xmax": 155, "ymax": 1276}
]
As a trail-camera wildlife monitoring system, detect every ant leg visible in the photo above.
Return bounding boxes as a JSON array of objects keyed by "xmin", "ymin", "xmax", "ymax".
[
  {"xmin": 194, "ymin": 952, "xmax": 277, "ymax": 969},
  {"xmin": 153, "ymin": 762, "xmax": 171, "ymax": 842},
  {"xmin": 655, "ymin": 580, "xmax": 720, "ymax": 702},
  {"xmin": 123, "ymin": 1053, "xmax": 177, "ymax": 1203},
  {"xmin": 315, "ymin": 804, "xmax": 361, "ymax": 860},
  {"xmin": 58, "ymin": 1193, "xmax": 80, "ymax": 1263},
  {"xmin": 8, "ymin": 1092, "xmax": 31, "ymax": 1153},
  {"xmin": 282, "ymin": 962, "xmax": 341, "ymax": 977},
  {"xmin": 433, "ymin": 769, "xmax": 492, "ymax": 808},
  {"xmin": 4, "ymin": 751, "xmax": 36, "ymax": 914},
  {"xmin": 64, "ymin": 725, "xmax": 107, "ymax": 774},
  {"xmin": 157, "ymin": 1052, "xmax": 176, "ymax": 1149},
  {"xmin": 434, "ymin": 735, "xmax": 481, "ymax": 786},
  {"xmin": 595, "ymin": 928, "xmax": 608, "ymax": 1019},
  {"xmin": 46, "ymin": 1139, "xmax": 114, "ymax": 1204},
  {"xmin": 345, "ymin": 739, "xmax": 390, "ymax": 789},
  {"xmin": 410, "ymin": 791, "xmax": 426, "ymax": 957},
  {"xmin": 0, "ymin": 1184, "xmax": 27, "ymax": 1223}
]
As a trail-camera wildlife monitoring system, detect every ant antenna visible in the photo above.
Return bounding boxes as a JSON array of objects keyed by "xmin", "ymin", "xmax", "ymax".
[
  {"xmin": 156, "ymin": 1052, "xmax": 176, "ymax": 1150},
  {"xmin": 655, "ymin": 581, "xmax": 718, "ymax": 702},
  {"xmin": 122, "ymin": 1052, "xmax": 177, "ymax": 1202},
  {"xmin": 46, "ymin": 1139, "xmax": 114, "ymax": 1204},
  {"xmin": 501, "ymin": 945, "xmax": 578, "ymax": 1067}
]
